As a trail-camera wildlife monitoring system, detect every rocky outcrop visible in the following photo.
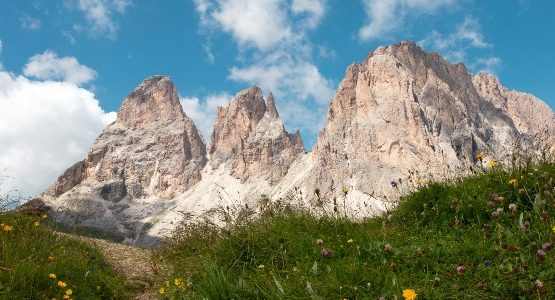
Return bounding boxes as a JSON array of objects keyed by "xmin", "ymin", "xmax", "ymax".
[
  {"xmin": 40, "ymin": 76, "xmax": 207, "ymax": 244},
  {"xmin": 45, "ymin": 76, "xmax": 207, "ymax": 200},
  {"xmin": 306, "ymin": 41, "xmax": 524, "ymax": 202},
  {"xmin": 473, "ymin": 73, "xmax": 555, "ymax": 143},
  {"xmin": 209, "ymin": 88, "xmax": 305, "ymax": 181}
]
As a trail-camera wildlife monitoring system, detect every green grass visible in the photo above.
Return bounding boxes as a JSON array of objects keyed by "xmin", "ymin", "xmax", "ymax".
[
  {"xmin": 158, "ymin": 160, "xmax": 555, "ymax": 299},
  {"xmin": 0, "ymin": 212, "xmax": 136, "ymax": 299}
]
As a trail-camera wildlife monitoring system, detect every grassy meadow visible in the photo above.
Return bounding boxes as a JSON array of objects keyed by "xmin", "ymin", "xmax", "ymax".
[{"xmin": 1, "ymin": 155, "xmax": 555, "ymax": 299}]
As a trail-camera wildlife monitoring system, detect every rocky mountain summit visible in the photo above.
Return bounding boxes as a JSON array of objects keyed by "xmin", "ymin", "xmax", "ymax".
[{"xmin": 36, "ymin": 41, "xmax": 555, "ymax": 246}]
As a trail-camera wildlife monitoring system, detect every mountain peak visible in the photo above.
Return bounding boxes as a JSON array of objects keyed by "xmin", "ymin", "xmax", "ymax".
[
  {"xmin": 116, "ymin": 75, "xmax": 185, "ymax": 126},
  {"xmin": 266, "ymin": 92, "xmax": 279, "ymax": 118}
]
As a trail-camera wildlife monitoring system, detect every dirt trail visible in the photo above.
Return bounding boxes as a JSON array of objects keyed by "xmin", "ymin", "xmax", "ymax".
[{"xmin": 56, "ymin": 233, "xmax": 165, "ymax": 300}]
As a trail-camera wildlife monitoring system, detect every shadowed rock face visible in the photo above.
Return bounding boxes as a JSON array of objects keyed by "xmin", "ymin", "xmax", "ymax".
[
  {"xmin": 307, "ymin": 41, "xmax": 526, "ymax": 201},
  {"xmin": 473, "ymin": 72, "xmax": 555, "ymax": 141},
  {"xmin": 209, "ymin": 88, "xmax": 305, "ymax": 181}
]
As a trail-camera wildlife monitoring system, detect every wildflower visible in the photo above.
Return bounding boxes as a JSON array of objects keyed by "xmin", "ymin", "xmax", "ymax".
[
  {"xmin": 342, "ymin": 186, "xmax": 349, "ymax": 195},
  {"xmin": 491, "ymin": 211, "xmax": 501, "ymax": 219},
  {"xmin": 402, "ymin": 288, "xmax": 417, "ymax": 300},
  {"xmin": 509, "ymin": 203, "xmax": 517, "ymax": 213},
  {"xmin": 63, "ymin": 295, "xmax": 70, "ymax": 300},
  {"xmin": 175, "ymin": 278, "xmax": 183, "ymax": 286},
  {"xmin": 57, "ymin": 281, "xmax": 67, "ymax": 288},
  {"xmin": 487, "ymin": 160, "xmax": 497, "ymax": 168},
  {"xmin": 534, "ymin": 279, "xmax": 545, "ymax": 290},
  {"xmin": 65, "ymin": 289, "xmax": 73, "ymax": 296},
  {"xmin": 258, "ymin": 264, "xmax": 265, "ymax": 270},
  {"xmin": 165, "ymin": 281, "xmax": 170, "ymax": 287},
  {"xmin": 384, "ymin": 243, "xmax": 393, "ymax": 253},
  {"xmin": 483, "ymin": 261, "xmax": 492, "ymax": 267},
  {"xmin": 536, "ymin": 249, "xmax": 546, "ymax": 260},
  {"xmin": 496, "ymin": 207, "xmax": 504, "ymax": 214},
  {"xmin": 347, "ymin": 239, "xmax": 354, "ymax": 244},
  {"xmin": 316, "ymin": 239, "xmax": 324, "ymax": 245},
  {"xmin": 531, "ymin": 241, "xmax": 538, "ymax": 249},
  {"xmin": 159, "ymin": 287, "xmax": 165, "ymax": 295},
  {"xmin": 49, "ymin": 273, "xmax": 57, "ymax": 279},
  {"xmin": 456, "ymin": 265, "xmax": 465, "ymax": 275},
  {"xmin": 523, "ymin": 220, "xmax": 530, "ymax": 229},
  {"xmin": 33, "ymin": 221, "xmax": 40, "ymax": 227},
  {"xmin": 320, "ymin": 248, "xmax": 333, "ymax": 258},
  {"xmin": 487, "ymin": 201, "xmax": 495, "ymax": 209},
  {"xmin": 542, "ymin": 242, "xmax": 551, "ymax": 251},
  {"xmin": 42, "ymin": 214, "xmax": 48, "ymax": 219},
  {"xmin": 508, "ymin": 179, "xmax": 518, "ymax": 186},
  {"xmin": 552, "ymin": 225, "xmax": 555, "ymax": 233},
  {"xmin": 415, "ymin": 178, "xmax": 425, "ymax": 186},
  {"xmin": 390, "ymin": 181, "xmax": 398, "ymax": 188},
  {"xmin": 48, "ymin": 255, "xmax": 54, "ymax": 261},
  {"xmin": 2, "ymin": 224, "xmax": 13, "ymax": 232},
  {"xmin": 476, "ymin": 152, "xmax": 487, "ymax": 161}
]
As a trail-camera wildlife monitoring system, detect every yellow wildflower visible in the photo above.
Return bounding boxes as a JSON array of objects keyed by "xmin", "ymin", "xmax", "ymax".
[
  {"xmin": 63, "ymin": 295, "xmax": 70, "ymax": 300},
  {"xmin": 49, "ymin": 273, "xmax": 57, "ymax": 279},
  {"xmin": 33, "ymin": 221, "xmax": 40, "ymax": 227},
  {"xmin": 258, "ymin": 264, "xmax": 265, "ymax": 270},
  {"xmin": 165, "ymin": 280, "xmax": 170, "ymax": 287},
  {"xmin": 65, "ymin": 289, "xmax": 73, "ymax": 296},
  {"xmin": 552, "ymin": 225, "xmax": 555, "ymax": 233},
  {"xmin": 48, "ymin": 255, "xmax": 54, "ymax": 261},
  {"xmin": 2, "ymin": 224, "xmax": 13, "ymax": 232},
  {"xmin": 476, "ymin": 152, "xmax": 487, "ymax": 161},
  {"xmin": 175, "ymin": 278, "xmax": 183, "ymax": 286},
  {"xmin": 487, "ymin": 160, "xmax": 497, "ymax": 168},
  {"xmin": 415, "ymin": 178, "xmax": 425, "ymax": 186},
  {"xmin": 57, "ymin": 281, "xmax": 67, "ymax": 288},
  {"xmin": 347, "ymin": 239, "xmax": 354, "ymax": 244},
  {"xmin": 42, "ymin": 214, "xmax": 48, "ymax": 219},
  {"xmin": 508, "ymin": 179, "xmax": 518, "ymax": 186},
  {"xmin": 159, "ymin": 287, "xmax": 165, "ymax": 295},
  {"xmin": 342, "ymin": 186, "xmax": 349, "ymax": 195},
  {"xmin": 402, "ymin": 288, "xmax": 417, "ymax": 300}
]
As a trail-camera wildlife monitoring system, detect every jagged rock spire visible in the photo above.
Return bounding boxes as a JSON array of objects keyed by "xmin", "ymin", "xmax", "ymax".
[{"xmin": 266, "ymin": 92, "xmax": 279, "ymax": 118}]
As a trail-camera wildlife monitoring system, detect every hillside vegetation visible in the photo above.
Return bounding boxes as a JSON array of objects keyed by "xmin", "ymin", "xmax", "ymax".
[
  {"xmin": 158, "ymin": 157, "xmax": 555, "ymax": 299},
  {"xmin": 0, "ymin": 212, "xmax": 136, "ymax": 299}
]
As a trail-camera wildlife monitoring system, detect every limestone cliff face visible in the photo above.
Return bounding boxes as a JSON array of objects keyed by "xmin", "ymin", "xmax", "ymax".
[
  {"xmin": 209, "ymin": 88, "xmax": 305, "ymax": 181},
  {"xmin": 45, "ymin": 76, "xmax": 207, "ymax": 200},
  {"xmin": 473, "ymin": 73, "xmax": 555, "ymax": 142},
  {"xmin": 307, "ymin": 41, "xmax": 523, "ymax": 201}
]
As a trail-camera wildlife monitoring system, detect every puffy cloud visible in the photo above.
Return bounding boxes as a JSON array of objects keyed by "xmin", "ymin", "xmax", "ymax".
[
  {"xmin": 359, "ymin": 0, "xmax": 456, "ymax": 40},
  {"xmin": 74, "ymin": 0, "xmax": 131, "ymax": 38},
  {"xmin": 180, "ymin": 93, "xmax": 232, "ymax": 140},
  {"xmin": 211, "ymin": 0, "xmax": 293, "ymax": 50},
  {"xmin": 23, "ymin": 50, "xmax": 97, "ymax": 86},
  {"xmin": 0, "ymin": 72, "xmax": 115, "ymax": 198}
]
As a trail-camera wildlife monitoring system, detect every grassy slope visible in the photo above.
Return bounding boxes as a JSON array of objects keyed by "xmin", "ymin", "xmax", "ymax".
[
  {"xmin": 0, "ymin": 212, "xmax": 136, "ymax": 299},
  {"xmin": 159, "ymin": 161, "xmax": 555, "ymax": 299}
]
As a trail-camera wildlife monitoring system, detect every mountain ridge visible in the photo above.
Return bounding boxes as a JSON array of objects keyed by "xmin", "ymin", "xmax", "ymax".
[{"xmin": 34, "ymin": 40, "xmax": 555, "ymax": 247}]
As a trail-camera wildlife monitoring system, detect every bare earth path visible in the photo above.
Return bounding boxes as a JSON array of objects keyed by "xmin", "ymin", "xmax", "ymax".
[{"xmin": 56, "ymin": 232, "xmax": 165, "ymax": 300}]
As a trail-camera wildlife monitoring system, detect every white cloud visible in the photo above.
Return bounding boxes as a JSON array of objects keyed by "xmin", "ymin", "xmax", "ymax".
[
  {"xmin": 20, "ymin": 15, "xmax": 41, "ymax": 30},
  {"xmin": 180, "ymin": 93, "xmax": 232, "ymax": 140},
  {"xmin": 0, "ymin": 71, "xmax": 115, "ymax": 198},
  {"xmin": 74, "ymin": 0, "xmax": 131, "ymax": 39},
  {"xmin": 358, "ymin": 0, "xmax": 456, "ymax": 41},
  {"xmin": 472, "ymin": 56, "xmax": 502, "ymax": 74},
  {"xmin": 211, "ymin": 0, "xmax": 293, "ymax": 50},
  {"xmin": 23, "ymin": 50, "xmax": 97, "ymax": 86},
  {"xmin": 291, "ymin": 0, "xmax": 327, "ymax": 29}
]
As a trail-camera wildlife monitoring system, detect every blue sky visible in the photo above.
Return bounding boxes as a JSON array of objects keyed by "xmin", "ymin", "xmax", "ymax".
[{"xmin": 0, "ymin": 0, "xmax": 554, "ymax": 197}]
